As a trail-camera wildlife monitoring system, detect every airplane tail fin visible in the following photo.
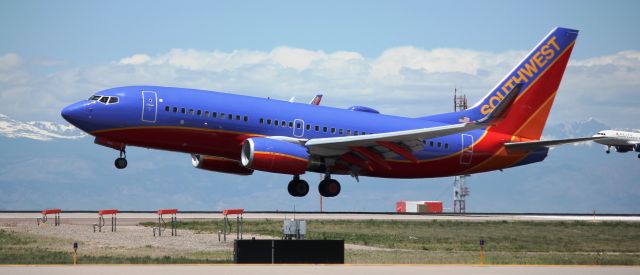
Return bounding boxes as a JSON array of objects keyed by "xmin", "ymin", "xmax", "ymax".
[{"xmin": 454, "ymin": 27, "xmax": 579, "ymax": 140}]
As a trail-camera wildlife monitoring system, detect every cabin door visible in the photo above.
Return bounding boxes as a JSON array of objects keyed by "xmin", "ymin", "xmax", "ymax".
[
  {"xmin": 460, "ymin": 134, "xmax": 474, "ymax": 165},
  {"xmin": 141, "ymin": 91, "xmax": 157, "ymax": 123}
]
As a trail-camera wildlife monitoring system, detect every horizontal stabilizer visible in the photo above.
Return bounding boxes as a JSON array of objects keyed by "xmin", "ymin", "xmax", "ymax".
[{"xmin": 504, "ymin": 136, "xmax": 605, "ymax": 152}]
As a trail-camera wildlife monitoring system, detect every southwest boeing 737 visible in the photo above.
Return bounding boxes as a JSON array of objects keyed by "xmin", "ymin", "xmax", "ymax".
[{"xmin": 61, "ymin": 27, "xmax": 601, "ymax": 197}]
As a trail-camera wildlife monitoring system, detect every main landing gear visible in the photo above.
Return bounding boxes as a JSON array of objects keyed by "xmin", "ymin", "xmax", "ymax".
[
  {"xmin": 288, "ymin": 175, "xmax": 309, "ymax": 197},
  {"xmin": 318, "ymin": 175, "xmax": 341, "ymax": 198},
  {"xmin": 114, "ymin": 149, "xmax": 127, "ymax": 169},
  {"xmin": 287, "ymin": 174, "xmax": 341, "ymax": 197},
  {"xmin": 606, "ymin": 146, "xmax": 611, "ymax": 154}
]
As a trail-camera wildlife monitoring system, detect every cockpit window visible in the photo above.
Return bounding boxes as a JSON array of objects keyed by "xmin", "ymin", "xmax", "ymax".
[{"xmin": 91, "ymin": 95, "xmax": 119, "ymax": 105}]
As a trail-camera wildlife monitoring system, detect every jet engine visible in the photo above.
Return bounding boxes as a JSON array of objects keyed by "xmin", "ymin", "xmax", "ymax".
[
  {"xmin": 241, "ymin": 138, "xmax": 309, "ymax": 174},
  {"xmin": 615, "ymin": 145, "xmax": 633, "ymax": 153},
  {"xmin": 191, "ymin": 154, "xmax": 254, "ymax": 175}
]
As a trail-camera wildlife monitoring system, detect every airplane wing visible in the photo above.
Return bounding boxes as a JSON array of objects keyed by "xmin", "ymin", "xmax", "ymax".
[
  {"xmin": 504, "ymin": 136, "xmax": 606, "ymax": 152},
  {"xmin": 304, "ymin": 84, "xmax": 523, "ymax": 160}
]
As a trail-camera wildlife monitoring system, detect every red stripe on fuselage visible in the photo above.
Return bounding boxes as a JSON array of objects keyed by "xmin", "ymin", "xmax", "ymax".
[{"xmin": 93, "ymin": 127, "xmax": 260, "ymax": 160}]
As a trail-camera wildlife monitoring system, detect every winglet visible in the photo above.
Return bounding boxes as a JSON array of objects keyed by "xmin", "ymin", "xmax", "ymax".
[
  {"xmin": 309, "ymin": 94, "xmax": 323, "ymax": 105},
  {"xmin": 475, "ymin": 83, "xmax": 523, "ymax": 125}
]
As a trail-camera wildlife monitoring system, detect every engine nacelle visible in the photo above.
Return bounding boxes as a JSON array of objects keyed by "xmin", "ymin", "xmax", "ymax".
[
  {"xmin": 191, "ymin": 154, "xmax": 253, "ymax": 175},
  {"xmin": 615, "ymin": 145, "xmax": 633, "ymax": 153},
  {"xmin": 241, "ymin": 138, "xmax": 309, "ymax": 175}
]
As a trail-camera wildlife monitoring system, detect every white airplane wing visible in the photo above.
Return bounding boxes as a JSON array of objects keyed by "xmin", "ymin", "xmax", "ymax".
[
  {"xmin": 504, "ymin": 136, "xmax": 606, "ymax": 152},
  {"xmin": 304, "ymin": 84, "xmax": 523, "ymax": 159}
]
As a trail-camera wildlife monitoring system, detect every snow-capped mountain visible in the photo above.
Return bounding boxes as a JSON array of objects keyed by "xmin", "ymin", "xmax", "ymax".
[
  {"xmin": 542, "ymin": 117, "xmax": 609, "ymax": 139},
  {"xmin": 0, "ymin": 114, "xmax": 86, "ymax": 141}
]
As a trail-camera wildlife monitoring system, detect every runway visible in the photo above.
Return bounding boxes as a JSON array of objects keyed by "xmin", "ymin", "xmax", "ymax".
[
  {"xmin": 0, "ymin": 212, "xmax": 638, "ymax": 225},
  {"xmin": 1, "ymin": 265, "xmax": 638, "ymax": 275}
]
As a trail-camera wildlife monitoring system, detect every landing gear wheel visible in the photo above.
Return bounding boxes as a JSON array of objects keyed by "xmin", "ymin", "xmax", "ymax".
[
  {"xmin": 114, "ymin": 157, "xmax": 128, "ymax": 169},
  {"xmin": 606, "ymin": 150, "xmax": 610, "ymax": 154},
  {"xmin": 318, "ymin": 179, "xmax": 341, "ymax": 197},
  {"xmin": 288, "ymin": 179, "xmax": 309, "ymax": 197}
]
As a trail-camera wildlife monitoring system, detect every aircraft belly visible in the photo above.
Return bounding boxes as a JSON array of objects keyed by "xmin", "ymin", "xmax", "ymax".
[{"xmin": 94, "ymin": 127, "xmax": 254, "ymax": 160}]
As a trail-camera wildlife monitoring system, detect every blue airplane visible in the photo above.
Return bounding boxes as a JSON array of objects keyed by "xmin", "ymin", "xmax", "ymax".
[{"xmin": 61, "ymin": 27, "xmax": 602, "ymax": 197}]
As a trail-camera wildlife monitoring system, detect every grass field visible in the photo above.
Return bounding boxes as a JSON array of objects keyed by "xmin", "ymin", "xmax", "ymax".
[
  {"xmin": 1, "ymin": 219, "xmax": 639, "ymax": 265},
  {"xmin": 163, "ymin": 219, "xmax": 640, "ymax": 265},
  {"xmin": 0, "ymin": 229, "xmax": 232, "ymax": 264}
]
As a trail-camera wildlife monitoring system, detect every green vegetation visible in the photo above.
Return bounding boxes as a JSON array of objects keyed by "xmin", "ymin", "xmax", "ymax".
[
  {"xmin": 157, "ymin": 219, "xmax": 640, "ymax": 265},
  {"xmin": 3, "ymin": 219, "xmax": 640, "ymax": 265},
  {"xmin": 0, "ymin": 229, "xmax": 232, "ymax": 264}
]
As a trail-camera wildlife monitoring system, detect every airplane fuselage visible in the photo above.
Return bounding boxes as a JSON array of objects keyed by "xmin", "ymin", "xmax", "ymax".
[{"xmin": 63, "ymin": 86, "xmax": 543, "ymax": 179}]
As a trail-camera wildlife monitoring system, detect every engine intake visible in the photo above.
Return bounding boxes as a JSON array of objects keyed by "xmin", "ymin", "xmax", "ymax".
[
  {"xmin": 241, "ymin": 138, "xmax": 309, "ymax": 175},
  {"xmin": 191, "ymin": 154, "xmax": 253, "ymax": 175}
]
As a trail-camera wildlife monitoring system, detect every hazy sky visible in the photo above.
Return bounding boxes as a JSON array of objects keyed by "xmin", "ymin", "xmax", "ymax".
[
  {"xmin": 1, "ymin": 0, "xmax": 639, "ymax": 128},
  {"xmin": 0, "ymin": 1, "xmax": 639, "ymax": 212}
]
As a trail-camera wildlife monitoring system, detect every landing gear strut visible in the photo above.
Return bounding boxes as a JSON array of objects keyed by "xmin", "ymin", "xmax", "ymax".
[
  {"xmin": 606, "ymin": 146, "xmax": 611, "ymax": 154},
  {"xmin": 318, "ymin": 175, "xmax": 341, "ymax": 197},
  {"xmin": 114, "ymin": 149, "xmax": 127, "ymax": 169},
  {"xmin": 287, "ymin": 175, "xmax": 309, "ymax": 197}
]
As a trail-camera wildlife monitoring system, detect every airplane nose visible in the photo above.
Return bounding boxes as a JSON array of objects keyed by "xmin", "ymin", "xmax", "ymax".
[{"xmin": 61, "ymin": 102, "xmax": 85, "ymax": 126}]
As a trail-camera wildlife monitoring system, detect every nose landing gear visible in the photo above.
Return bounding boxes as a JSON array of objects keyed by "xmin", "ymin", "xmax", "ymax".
[{"xmin": 114, "ymin": 149, "xmax": 127, "ymax": 169}]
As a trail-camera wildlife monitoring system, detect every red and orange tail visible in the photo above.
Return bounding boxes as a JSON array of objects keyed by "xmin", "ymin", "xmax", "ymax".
[{"xmin": 466, "ymin": 27, "xmax": 579, "ymax": 140}]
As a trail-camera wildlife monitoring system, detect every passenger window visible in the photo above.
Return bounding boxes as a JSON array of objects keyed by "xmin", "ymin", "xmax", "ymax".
[
  {"xmin": 181, "ymin": 108, "xmax": 186, "ymax": 114},
  {"xmin": 315, "ymin": 125, "xmax": 319, "ymax": 131},
  {"xmin": 213, "ymin": 112, "xmax": 217, "ymax": 118},
  {"xmin": 108, "ymin": 97, "xmax": 118, "ymax": 104},
  {"xmin": 306, "ymin": 124, "xmax": 310, "ymax": 130},
  {"xmin": 323, "ymin": 127, "xmax": 328, "ymax": 133},
  {"xmin": 362, "ymin": 131, "xmax": 366, "ymax": 135},
  {"xmin": 267, "ymin": 119, "xmax": 271, "ymax": 125},
  {"xmin": 260, "ymin": 118, "xmax": 264, "ymax": 124},
  {"xmin": 289, "ymin": 122, "xmax": 294, "ymax": 128},
  {"xmin": 274, "ymin": 120, "xmax": 279, "ymax": 126},
  {"xmin": 197, "ymin": 110, "xmax": 202, "ymax": 116},
  {"xmin": 99, "ymin": 97, "xmax": 109, "ymax": 104},
  {"xmin": 173, "ymin": 107, "xmax": 178, "ymax": 113},
  {"xmin": 243, "ymin": 116, "xmax": 248, "ymax": 122},
  {"xmin": 331, "ymin": 128, "xmax": 335, "ymax": 134},
  {"xmin": 437, "ymin": 142, "xmax": 442, "ymax": 148},
  {"xmin": 354, "ymin": 131, "xmax": 359, "ymax": 136},
  {"xmin": 347, "ymin": 130, "xmax": 351, "ymax": 135},
  {"xmin": 205, "ymin": 111, "xmax": 210, "ymax": 118},
  {"xmin": 339, "ymin": 129, "xmax": 343, "ymax": 135},
  {"xmin": 236, "ymin": 115, "xmax": 240, "ymax": 121},
  {"xmin": 228, "ymin": 114, "xmax": 232, "ymax": 120},
  {"xmin": 165, "ymin": 106, "xmax": 170, "ymax": 112},
  {"xmin": 281, "ymin": 121, "xmax": 286, "ymax": 127},
  {"xmin": 445, "ymin": 143, "xmax": 449, "ymax": 149},
  {"xmin": 297, "ymin": 123, "xmax": 302, "ymax": 129},
  {"xmin": 189, "ymin": 109, "xmax": 194, "ymax": 115}
]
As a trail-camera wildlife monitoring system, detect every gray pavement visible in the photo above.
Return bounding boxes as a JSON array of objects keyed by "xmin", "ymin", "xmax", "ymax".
[{"xmin": 1, "ymin": 265, "xmax": 639, "ymax": 275}]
